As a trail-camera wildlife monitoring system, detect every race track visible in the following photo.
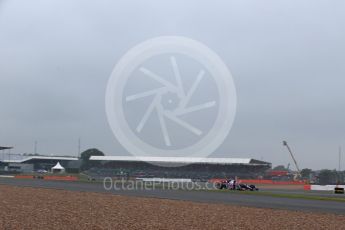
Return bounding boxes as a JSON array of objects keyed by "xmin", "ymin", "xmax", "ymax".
[{"xmin": 1, "ymin": 178, "xmax": 344, "ymax": 214}]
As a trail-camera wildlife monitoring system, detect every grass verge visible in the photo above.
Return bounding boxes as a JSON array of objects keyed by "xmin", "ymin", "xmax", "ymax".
[{"xmin": 208, "ymin": 189, "xmax": 345, "ymax": 202}]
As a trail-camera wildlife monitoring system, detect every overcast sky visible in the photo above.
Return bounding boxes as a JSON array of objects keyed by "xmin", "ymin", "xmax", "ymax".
[{"xmin": 0, "ymin": 0, "xmax": 344, "ymax": 170}]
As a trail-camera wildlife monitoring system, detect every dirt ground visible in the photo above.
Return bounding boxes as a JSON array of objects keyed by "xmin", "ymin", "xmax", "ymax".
[{"xmin": 0, "ymin": 185, "xmax": 344, "ymax": 230}]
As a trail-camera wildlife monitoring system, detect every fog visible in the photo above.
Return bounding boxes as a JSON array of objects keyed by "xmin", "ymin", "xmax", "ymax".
[{"xmin": 1, "ymin": 0, "xmax": 345, "ymax": 169}]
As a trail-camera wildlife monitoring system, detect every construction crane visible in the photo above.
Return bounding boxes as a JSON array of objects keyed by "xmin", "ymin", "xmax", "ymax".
[{"xmin": 283, "ymin": 141, "xmax": 301, "ymax": 179}]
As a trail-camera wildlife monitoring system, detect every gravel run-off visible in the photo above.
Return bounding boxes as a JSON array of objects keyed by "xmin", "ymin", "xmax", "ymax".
[{"xmin": 0, "ymin": 185, "xmax": 345, "ymax": 230}]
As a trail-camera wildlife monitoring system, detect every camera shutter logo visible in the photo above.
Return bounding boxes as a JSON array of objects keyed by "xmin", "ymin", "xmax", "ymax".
[{"xmin": 106, "ymin": 36, "xmax": 236, "ymax": 159}]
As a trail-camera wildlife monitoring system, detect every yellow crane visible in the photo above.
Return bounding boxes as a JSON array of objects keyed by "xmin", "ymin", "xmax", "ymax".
[{"xmin": 283, "ymin": 141, "xmax": 302, "ymax": 180}]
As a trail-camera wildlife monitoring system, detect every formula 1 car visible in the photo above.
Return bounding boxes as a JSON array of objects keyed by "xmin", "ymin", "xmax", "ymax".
[
  {"xmin": 215, "ymin": 180, "xmax": 231, "ymax": 190},
  {"xmin": 237, "ymin": 184, "xmax": 259, "ymax": 191},
  {"xmin": 215, "ymin": 180, "xmax": 259, "ymax": 191}
]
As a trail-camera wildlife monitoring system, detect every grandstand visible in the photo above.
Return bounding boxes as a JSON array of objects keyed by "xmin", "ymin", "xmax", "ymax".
[
  {"xmin": 0, "ymin": 156, "xmax": 79, "ymax": 173},
  {"xmin": 0, "ymin": 146, "xmax": 13, "ymax": 150},
  {"xmin": 88, "ymin": 156, "xmax": 272, "ymax": 180}
]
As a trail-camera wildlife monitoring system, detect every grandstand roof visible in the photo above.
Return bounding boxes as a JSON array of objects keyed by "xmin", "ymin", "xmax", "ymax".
[
  {"xmin": 90, "ymin": 156, "xmax": 271, "ymax": 166},
  {"xmin": 1, "ymin": 156, "xmax": 78, "ymax": 163}
]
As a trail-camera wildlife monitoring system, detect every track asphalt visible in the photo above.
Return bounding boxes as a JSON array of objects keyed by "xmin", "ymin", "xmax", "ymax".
[{"xmin": 1, "ymin": 178, "xmax": 344, "ymax": 214}]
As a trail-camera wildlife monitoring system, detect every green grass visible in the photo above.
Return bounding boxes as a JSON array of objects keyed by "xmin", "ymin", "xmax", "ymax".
[{"xmin": 208, "ymin": 189, "xmax": 345, "ymax": 202}]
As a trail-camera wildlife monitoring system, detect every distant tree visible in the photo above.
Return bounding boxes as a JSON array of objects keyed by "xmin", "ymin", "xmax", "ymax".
[
  {"xmin": 340, "ymin": 171, "xmax": 345, "ymax": 184},
  {"xmin": 318, "ymin": 169, "xmax": 338, "ymax": 185},
  {"xmin": 81, "ymin": 148, "xmax": 104, "ymax": 160},
  {"xmin": 80, "ymin": 148, "xmax": 105, "ymax": 171},
  {"xmin": 300, "ymin": 168, "xmax": 313, "ymax": 179},
  {"xmin": 273, "ymin": 165, "xmax": 288, "ymax": 171}
]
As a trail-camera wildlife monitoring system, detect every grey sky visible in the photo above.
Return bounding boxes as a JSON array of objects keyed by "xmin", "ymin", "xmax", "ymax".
[{"xmin": 0, "ymin": 0, "xmax": 345, "ymax": 170}]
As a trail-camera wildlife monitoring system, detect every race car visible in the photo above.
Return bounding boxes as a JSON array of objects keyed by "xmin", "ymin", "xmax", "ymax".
[
  {"xmin": 237, "ymin": 184, "xmax": 259, "ymax": 191},
  {"xmin": 215, "ymin": 180, "xmax": 259, "ymax": 191},
  {"xmin": 215, "ymin": 180, "xmax": 231, "ymax": 190}
]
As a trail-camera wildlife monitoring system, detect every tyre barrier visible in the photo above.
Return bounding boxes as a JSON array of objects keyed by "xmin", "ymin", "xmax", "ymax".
[
  {"xmin": 33, "ymin": 175, "xmax": 44, "ymax": 179},
  {"xmin": 14, "ymin": 175, "xmax": 78, "ymax": 181},
  {"xmin": 334, "ymin": 187, "xmax": 345, "ymax": 194}
]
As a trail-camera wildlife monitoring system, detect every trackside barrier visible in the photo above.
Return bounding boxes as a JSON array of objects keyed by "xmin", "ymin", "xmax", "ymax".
[
  {"xmin": 137, "ymin": 178, "xmax": 192, "ymax": 183},
  {"xmin": 304, "ymin": 185, "xmax": 311, "ymax": 190},
  {"xmin": 335, "ymin": 187, "xmax": 345, "ymax": 194},
  {"xmin": 15, "ymin": 175, "xmax": 34, "ymax": 179},
  {"xmin": 14, "ymin": 175, "xmax": 78, "ymax": 181},
  {"xmin": 209, "ymin": 179, "xmax": 305, "ymax": 185},
  {"xmin": 239, "ymin": 180, "xmax": 305, "ymax": 185},
  {"xmin": 304, "ymin": 185, "xmax": 345, "ymax": 191},
  {"xmin": 0, "ymin": 175, "xmax": 15, "ymax": 178},
  {"xmin": 42, "ymin": 176, "xmax": 78, "ymax": 181}
]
